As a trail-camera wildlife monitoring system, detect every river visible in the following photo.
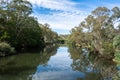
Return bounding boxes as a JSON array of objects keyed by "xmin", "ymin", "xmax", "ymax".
[{"xmin": 0, "ymin": 45, "xmax": 120, "ymax": 80}]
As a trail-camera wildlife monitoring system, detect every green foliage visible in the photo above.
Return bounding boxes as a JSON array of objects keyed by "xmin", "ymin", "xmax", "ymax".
[
  {"xmin": 113, "ymin": 34, "xmax": 120, "ymax": 49},
  {"xmin": 0, "ymin": 31, "xmax": 10, "ymax": 41},
  {"xmin": 102, "ymin": 42, "xmax": 114, "ymax": 55},
  {"xmin": 0, "ymin": 0, "xmax": 58, "ymax": 53},
  {"xmin": 113, "ymin": 35, "xmax": 120, "ymax": 65},
  {"xmin": 0, "ymin": 0, "xmax": 47, "ymax": 52},
  {"xmin": 113, "ymin": 71, "xmax": 120, "ymax": 80},
  {"xmin": 68, "ymin": 6, "xmax": 120, "ymax": 59},
  {"xmin": 58, "ymin": 34, "xmax": 68, "ymax": 44},
  {"xmin": 40, "ymin": 23, "xmax": 58, "ymax": 44},
  {"xmin": 9, "ymin": 17, "xmax": 45, "ymax": 51},
  {"xmin": 113, "ymin": 51, "xmax": 120, "ymax": 66},
  {"xmin": 0, "ymin": 42, "xmax": 15, "ymax": 56}
]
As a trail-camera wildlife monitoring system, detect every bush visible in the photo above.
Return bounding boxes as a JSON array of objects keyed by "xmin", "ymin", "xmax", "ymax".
[{"xmin": 0, "ymin": 42, "xmax": 15, "ymax": 56}]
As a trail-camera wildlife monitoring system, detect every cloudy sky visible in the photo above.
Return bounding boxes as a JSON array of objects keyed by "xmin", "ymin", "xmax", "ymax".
[{"xmin": 27, "ymin": 0, "xmax": 120, "ymax": 34}]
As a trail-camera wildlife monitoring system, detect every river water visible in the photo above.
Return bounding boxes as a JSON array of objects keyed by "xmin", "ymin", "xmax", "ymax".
[{"xmin": 0, "ymin": 46, "xmax": 120, "ymax": 80}]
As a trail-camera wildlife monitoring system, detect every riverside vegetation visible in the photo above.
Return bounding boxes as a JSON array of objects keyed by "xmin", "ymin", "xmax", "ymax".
[
  {"xmin": 0, "ymin": 0, "xmax": 120, "ymax": 80},
  {"xmin": 0, "ymin": 0, "xmax": 120, "ymax": 69},
  {"xmin": 0, "ymin": 0, "xmax": 58, "ymax": 56},
  {"xmin": 68, "ymin": 7, "xmax": 120, "ymax": 64}
]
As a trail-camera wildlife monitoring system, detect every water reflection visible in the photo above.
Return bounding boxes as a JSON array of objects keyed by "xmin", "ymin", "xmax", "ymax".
[
  {"xmin": 0, "ymin": 45, "xmax": 120, "ymax": 80},
  {"xmin": 39, "ymin": 44, "xmax": 58, "ymax": 65},
  {"xmin": 0, "ymin": 53, "xmax": 41, "ymax": 80},
  {"xmin": 32, "ymin": 47, "xmax": 85, "ymax": 80},
  {"xmin": 69, "ymin": 46, "xmax": 119, "ymax": 80},
  {"xmin": 0, "ymin": 44, "xmax": 58, "ymax": 80},
  {"xmin": 31, "ymin": 46, "xmax": 120, "ymax": 80}
]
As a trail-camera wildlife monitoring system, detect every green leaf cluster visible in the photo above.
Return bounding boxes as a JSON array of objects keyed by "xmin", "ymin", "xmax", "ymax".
[{"xmin": 0, "ymin": 42, "xmax": 15, "ymax": 56}]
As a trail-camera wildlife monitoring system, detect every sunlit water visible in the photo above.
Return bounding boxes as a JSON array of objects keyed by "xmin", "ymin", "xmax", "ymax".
[
  {"xmin": 32, "ymin": 47, "xmax": 85, "ymax": 80},
  {"xmin": 0, "ymin": 46, "xmax": 120, "ymax": 80}
]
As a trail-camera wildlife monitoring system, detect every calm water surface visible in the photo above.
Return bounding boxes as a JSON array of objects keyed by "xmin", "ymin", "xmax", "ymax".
[
  {"xmin": 32, "ymin": 47, "xmax": 85, "ymax": 80},
  {"xmin": 0, "ymin": 46, "xmax": 120, "ymax": 80}
]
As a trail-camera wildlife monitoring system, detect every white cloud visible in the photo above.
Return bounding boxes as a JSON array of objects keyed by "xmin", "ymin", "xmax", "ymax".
[
  {"xmin": 27, "ymin": 0, "xmax": 90, "ymax": 34},
  {"xmin": 27, "ymin": 0, "xmax": 77, "ymax": 11},
  {"xmin": 32, "ymin": 11, "xmax": 88, "ymax": 31},
  {"xmin": 28, "ymin": 0, "xmax": 120, "ymax": 34}
]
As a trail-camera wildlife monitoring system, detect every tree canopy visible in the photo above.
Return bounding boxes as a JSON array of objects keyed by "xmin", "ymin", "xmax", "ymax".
[
  {"xmin": 68, "ymin": 6, "xmax": 120, "ymax": 60},
  {"xmin": 0, "ymin": 0, "xmax": 58, "ymax": 54}
]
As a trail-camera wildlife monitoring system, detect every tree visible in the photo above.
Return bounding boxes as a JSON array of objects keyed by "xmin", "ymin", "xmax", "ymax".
[
  {"xmin": 68, "ymin": 6, "xmax": 120, "ymax": 59},
  {"xmin": 40, "ymin": 23, "xmax": 58, "ymax": 44},
  {"xmin": 0, "ymin": 0, "xmax": 45, "ymax": 51}
]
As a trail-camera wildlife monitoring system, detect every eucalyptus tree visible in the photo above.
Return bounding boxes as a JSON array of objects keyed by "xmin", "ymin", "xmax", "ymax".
[
  {"xmin": 0, "ymin": 0, "xmax": 9, "ymax": 41},
  {"xmin": 111, "ymin": 7, "xmax": 120, "ymax": 48},
  {"xmin": 68, "ymin": 26, "xmax": 84, "ymax": 47},
  {"xmin": 112, "ymin": 7, "xmax": 120, "ymax": 63},
  {"xmin": 111, "ymin": 7, "xmax": 120, "ymax": 29},
  {"xmin": 79, "ymin": 7, "xmax": 116, "ymax": 56},
  {"xmin": 0, "ymin": 0, "xmax": 45, "ymax": 51},
  {"xmin": 7, "ymin": 0, "xmax": 32, "ymax": 36},
  {"xmin": 68, "ymin": 7, "xmax": 120, "ymax": 58}
]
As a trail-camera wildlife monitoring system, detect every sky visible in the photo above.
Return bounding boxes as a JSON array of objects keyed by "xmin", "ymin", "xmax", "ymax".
[{"xmin": 27, "ymin": 0, "xmax": 120, "ymax": 34}]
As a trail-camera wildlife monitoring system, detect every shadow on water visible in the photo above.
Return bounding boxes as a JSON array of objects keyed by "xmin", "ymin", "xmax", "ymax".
[{"xmin": 0, "ymin": 44, "xmax": 58, "ymax": 80}]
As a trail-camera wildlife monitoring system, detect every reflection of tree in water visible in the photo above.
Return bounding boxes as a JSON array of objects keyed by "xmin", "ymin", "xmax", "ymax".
[
  {"xmin": 0, "ymin": 52, "xmax": 45, "ymax": 80},
  {"xmin": 68, "ymin": 46, "xmax": 119, "ymax": 80},
  {"xmin": 39, "ymin": 44, "xmax": 58, "ymax": 65},
  {"xmin": 0, "ymin": 44, "xmax": 58, "ymax": 80}
]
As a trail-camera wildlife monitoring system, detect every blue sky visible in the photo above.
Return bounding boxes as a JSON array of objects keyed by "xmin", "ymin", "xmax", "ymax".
[{"xmin": 27, "ymin": 0, "xmax": 120, "ymax": 34}]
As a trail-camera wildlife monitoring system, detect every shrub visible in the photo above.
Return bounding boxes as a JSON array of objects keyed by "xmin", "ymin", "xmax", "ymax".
[{"xmin": 0, "ymin": 42, "xmax": 15, "ymax": 56}]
